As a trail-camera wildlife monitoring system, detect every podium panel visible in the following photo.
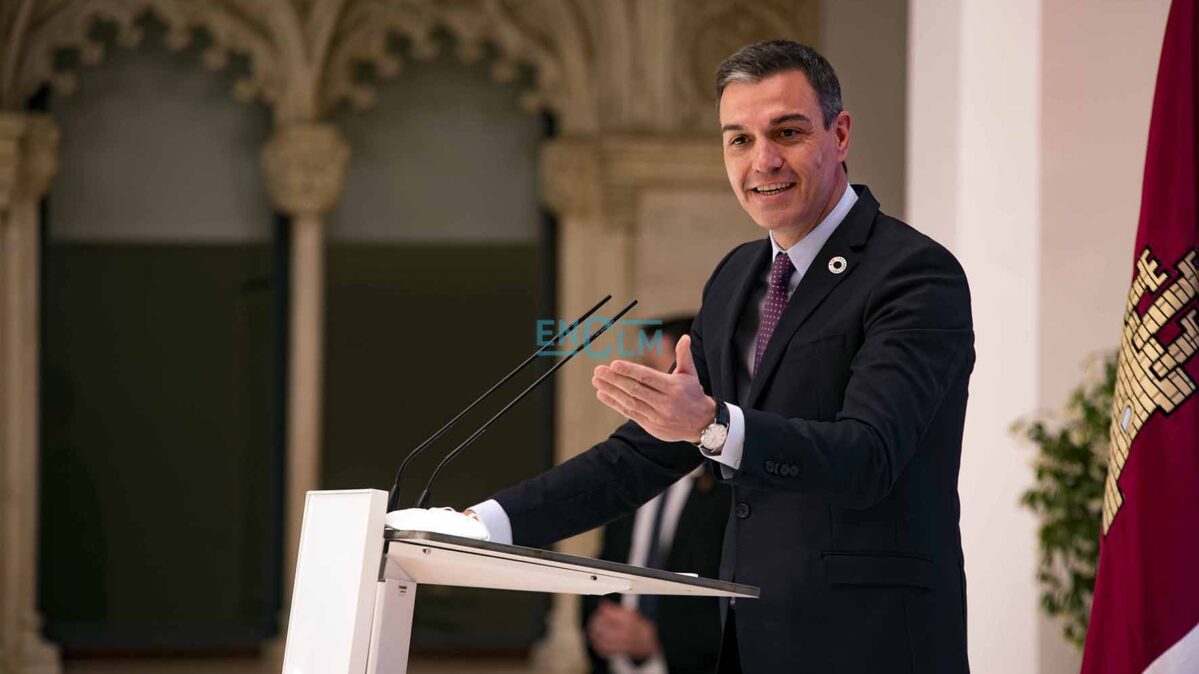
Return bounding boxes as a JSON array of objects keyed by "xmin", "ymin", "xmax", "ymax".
[
  {"xmin": 283, "ymin": 489, "xmax": 758, "ymax": 674},
  {"xmin": 282, "ymin": 490, "xmax": 387, "ymax": 674},
  {"xmin": 384, "ymin": 530, "xmax": 756, "ymax": 598}
]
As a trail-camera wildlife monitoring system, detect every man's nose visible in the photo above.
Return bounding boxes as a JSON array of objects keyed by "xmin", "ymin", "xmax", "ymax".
[{"xmin": 752, "ymin": 142, "xmax": 784, "ymax": 173}]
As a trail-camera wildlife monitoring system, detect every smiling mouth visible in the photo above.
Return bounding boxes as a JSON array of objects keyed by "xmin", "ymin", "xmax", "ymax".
[{"xmin": 750, "ymin": 182, "xmax": 796, "ymax": 196}]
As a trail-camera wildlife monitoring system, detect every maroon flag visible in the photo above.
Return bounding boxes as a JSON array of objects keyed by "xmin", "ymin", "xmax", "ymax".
[{"xmin": 1081, "ymin": 0, "xmax": 1199, "ymax": 672}]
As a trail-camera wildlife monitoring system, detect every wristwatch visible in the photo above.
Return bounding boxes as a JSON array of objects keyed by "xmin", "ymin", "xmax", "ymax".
[{"xmin": 697, "ymin": 399, "xmax": 730, "ymax": 455}]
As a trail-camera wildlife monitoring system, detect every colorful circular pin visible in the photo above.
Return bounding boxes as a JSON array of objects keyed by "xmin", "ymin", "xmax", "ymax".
[{"xmin": 828, "ymin": 256, "xmax": 848, "ymax": 274}]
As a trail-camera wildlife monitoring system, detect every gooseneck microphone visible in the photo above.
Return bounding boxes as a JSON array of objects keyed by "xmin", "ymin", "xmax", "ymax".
[
  {"xmin": 413, "ymin": 299, "xmax": 638, "ymax": 509},
  {"xmin": 386, "ymin": 295, "xmax": 613, "ymax": 512}
]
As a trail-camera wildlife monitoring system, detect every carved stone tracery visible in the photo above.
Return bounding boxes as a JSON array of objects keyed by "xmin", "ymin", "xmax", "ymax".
[
  {"xmin": 4, "ymin": 1, "xmax": 289, "ymax": 110},
  {"xmin": 674, "ymin": 0, "xmax": 819, "ymax": 129},
  {"xmin": 5, "ymin": 0, "xmax": 819, "ymax": 132},
  {"xmin": 321, "ymin": 0, "xmax": 595, "ymax": 130}
]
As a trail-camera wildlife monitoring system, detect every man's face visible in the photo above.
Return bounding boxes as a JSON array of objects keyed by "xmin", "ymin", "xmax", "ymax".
[{"xmin": 719, "ymin": 70, "xmax": 851, "ymax": 245}]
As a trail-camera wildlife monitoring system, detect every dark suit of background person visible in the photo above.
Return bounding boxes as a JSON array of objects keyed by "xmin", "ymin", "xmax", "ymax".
[
  {"xmin": 485, "ymin": 186, "xmax": 974, "ymax": 673},
  {"xmin": 581, "ymin": 317, "xmax": 732, "ymax": 674},
  {"xmin": 583, "ymin": 470, "xmax": 729, "ymax": 674}
]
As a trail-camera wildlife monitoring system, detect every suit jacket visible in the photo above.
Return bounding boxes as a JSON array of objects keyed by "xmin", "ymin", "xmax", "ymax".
[
  {"xmin": 581, "ymin": 475, "xmax": 731, "ymax": 674},
  {"xmin": 493, "ymin": 186, "xmax": 975, "ymax": 673}
]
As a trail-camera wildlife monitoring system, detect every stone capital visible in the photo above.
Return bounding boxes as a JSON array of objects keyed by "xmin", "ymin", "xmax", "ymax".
[
  {"xmin": 540, "ymin": 139, "xmax": 604, "ymax": 219},
  {"xmin": 262, "ymin": 123, "xmax": 350, "ymax": 218},
  {"xmin": 540, "ymin": 135, "xmax": 727, "ymax": 228},
  {"xmin": 0, "ymin": 113, "xmax": 59, "ymax": 214}
]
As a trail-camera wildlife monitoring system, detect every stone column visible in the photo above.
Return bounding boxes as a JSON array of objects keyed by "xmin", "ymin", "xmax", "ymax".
[
  {"xmin": 529, "ymin": 138, "xmax": 634, "ymax": 674},
  {"xmin": 0, "ymin": 112, "xmax": 60, "ymax": 674},
  {"xmin": 530, "ymin": 135, "xmax": 736, "ymax": 673},
  {"xmin": 260, "ymin": 123, "xmax": 349, "ymax": 645},
  {"xmin": 907, "ymin": 1, "xmax": 1041, "ymax": 671}
]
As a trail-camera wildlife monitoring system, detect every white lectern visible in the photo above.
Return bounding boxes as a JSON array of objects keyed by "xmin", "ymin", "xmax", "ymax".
[{"xmin": 280, "ymin": 489, "xmax": 758, "ymax": 674}]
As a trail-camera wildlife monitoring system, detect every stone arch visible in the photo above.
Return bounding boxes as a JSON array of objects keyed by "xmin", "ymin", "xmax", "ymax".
[
  {"xmin": 673, "ymin": 0, "xmax": 820, "ymax": 130},
  {"xmin": 5, "ymin": 0, "xmax": 292, "ymax": 111},
  {"xmin": 320, "ymin": 0, "xmax": 597, "ymax": 132}
]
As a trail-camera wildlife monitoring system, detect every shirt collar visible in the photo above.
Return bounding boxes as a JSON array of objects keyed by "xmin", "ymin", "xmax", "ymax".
[{"xmin": 769, "ymin": 183, "xmax": 859, "ymax": 278}]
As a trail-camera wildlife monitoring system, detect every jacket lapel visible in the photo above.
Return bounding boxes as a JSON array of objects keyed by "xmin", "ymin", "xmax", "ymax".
[
  {"xmin": 745, "ymin": 186, "xmax": 880, "ymax": 408},
  {"xmin": 718, "ymin": 241, "xmax": 770, "ymax": 402}
]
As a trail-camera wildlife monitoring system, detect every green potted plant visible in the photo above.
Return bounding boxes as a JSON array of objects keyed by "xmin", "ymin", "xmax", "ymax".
[{"xmin": 1015, "ymin": 353, "xmax": 1116, "ymax": 648}]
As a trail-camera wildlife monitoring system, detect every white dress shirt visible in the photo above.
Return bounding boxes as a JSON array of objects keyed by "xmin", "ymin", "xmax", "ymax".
[
  {"xmin": 470, "ymin": 183, "xmax": 858, "ymax": 541},
  {"xmin": 710, "ymin": 182, "xmax": 858, "ymax": 475},
  {"xmin": 607, "ymin": 469, "xmax": 700, "ymax": 674}
]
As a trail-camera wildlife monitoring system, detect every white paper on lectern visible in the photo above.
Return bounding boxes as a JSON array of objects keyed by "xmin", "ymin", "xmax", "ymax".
[{"xmin": 384, "ymin": 507, "xmax": 489, "ymax": 540}]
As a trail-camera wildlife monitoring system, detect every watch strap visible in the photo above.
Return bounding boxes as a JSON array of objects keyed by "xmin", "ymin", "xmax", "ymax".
[{"xmin": 713, "ymin": 398, "xmax": 729, "ymax": 427}]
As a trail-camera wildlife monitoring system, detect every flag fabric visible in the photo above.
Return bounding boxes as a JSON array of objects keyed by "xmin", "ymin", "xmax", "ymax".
[{"xmin": 1081, "ymin": 0, "xmax": 1199, "ymax": 672}]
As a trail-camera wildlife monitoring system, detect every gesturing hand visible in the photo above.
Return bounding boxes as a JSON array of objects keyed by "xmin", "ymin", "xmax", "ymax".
[{"xmin": 592, "ymin": 334, "xmax": 716, "ymax": 443}]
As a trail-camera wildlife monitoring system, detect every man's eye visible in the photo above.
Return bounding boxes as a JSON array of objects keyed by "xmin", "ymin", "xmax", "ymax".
[
  {"xmin": 729, "ymin": 136, "xmax": 748, "ymax": 146},
  {"xmin": 779, "ymin": 128, "xmax": 800, "ymax": 138}
]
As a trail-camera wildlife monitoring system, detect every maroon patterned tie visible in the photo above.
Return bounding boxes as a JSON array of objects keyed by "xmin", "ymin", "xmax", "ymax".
[{"xmin": 754, "ymin": 251, "xmax": 796, "ymax": 374}]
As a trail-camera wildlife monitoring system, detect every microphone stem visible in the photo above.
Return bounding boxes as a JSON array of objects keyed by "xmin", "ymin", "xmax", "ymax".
[
  {"xmin": 415, "ymin": 300, "xmax": 638, "ymax": 509},
  {"xmin": 386, "ymin": 295, "xmax": 612, "ymax": 511}
]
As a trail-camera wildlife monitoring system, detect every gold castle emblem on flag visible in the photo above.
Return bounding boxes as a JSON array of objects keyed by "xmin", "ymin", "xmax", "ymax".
[{"xmin": 1105, "ymin": 248, "xmax": 1199, "ymax": 534}]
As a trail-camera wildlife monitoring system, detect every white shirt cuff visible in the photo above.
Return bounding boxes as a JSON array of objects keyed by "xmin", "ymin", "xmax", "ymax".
[
  {"xmin": 468, "ymin": 499, "xmax": 513, "ymax": 545},
  {"xmin": 700, "ymin": 402, "xmax": 744, "ymax": 479}
]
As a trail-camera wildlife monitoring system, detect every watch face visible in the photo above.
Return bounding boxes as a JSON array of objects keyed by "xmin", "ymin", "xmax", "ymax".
[{"xmin": 701, "ymin": 423, "xmax": 728, "ymax": 450}]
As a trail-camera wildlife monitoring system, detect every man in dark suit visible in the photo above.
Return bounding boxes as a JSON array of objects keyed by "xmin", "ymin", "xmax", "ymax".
[
  {"xmin": 470, "ymin": 40, "xmax": 974, "ymax": 673},
  {"xmin": 581, "ymin": 317, "xmax": 731, "ymax": 674}
]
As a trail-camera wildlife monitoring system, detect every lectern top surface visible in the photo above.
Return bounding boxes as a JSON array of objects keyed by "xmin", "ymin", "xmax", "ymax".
[{"xmin": 385, "ymin": 529, "xmax": 759, "ymax": 598}]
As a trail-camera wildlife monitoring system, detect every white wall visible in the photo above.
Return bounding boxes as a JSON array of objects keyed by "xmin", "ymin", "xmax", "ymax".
[
  {"xmin": 329, "ymin": 54, "xmax": 542, "ymax": 244},
  {"xmin": 910, "ymin": 1, "xmax": 1174, "ymax": 672},
  {"xmin": 1038, "ymin": 0, "xmax": 1171, "ymax": 410},
  {"xmin": 1037, "ymin": 0, "xmax": 1171, "ymax": 671},
  {"xmin": 50, "ymin": 37, "xmax": 271, "ymax": 243},
  {"xmin": 909, "ymin": 1, "xmax": 1042, "ymax": 671}
]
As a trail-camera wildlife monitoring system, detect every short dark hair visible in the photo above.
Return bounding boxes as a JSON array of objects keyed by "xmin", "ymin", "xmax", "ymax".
[{"xmin": 715, "ymin": 40, "xmax": 844, "ymax": 129}]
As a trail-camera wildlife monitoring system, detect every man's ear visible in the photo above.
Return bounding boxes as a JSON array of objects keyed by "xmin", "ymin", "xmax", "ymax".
[{"xmin": 834, "ymin": 110, "xmax": 852, "ymax": 161}]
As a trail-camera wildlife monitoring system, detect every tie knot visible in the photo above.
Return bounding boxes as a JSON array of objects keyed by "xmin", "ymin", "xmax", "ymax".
[{"xmin": 770, "ymin": 252, "xmax": 795, "ymax": 289}]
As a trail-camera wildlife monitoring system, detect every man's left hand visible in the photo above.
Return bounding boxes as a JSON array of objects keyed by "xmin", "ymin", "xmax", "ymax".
[{"xmin": 592, "ymin": 334, "xmax": 716, "ymax": 443}]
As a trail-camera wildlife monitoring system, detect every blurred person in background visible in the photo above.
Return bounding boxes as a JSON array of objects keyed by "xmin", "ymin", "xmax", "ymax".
[{"xmin": 581, "ymin": 316, "xmax": 731, "ymax": 674}]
